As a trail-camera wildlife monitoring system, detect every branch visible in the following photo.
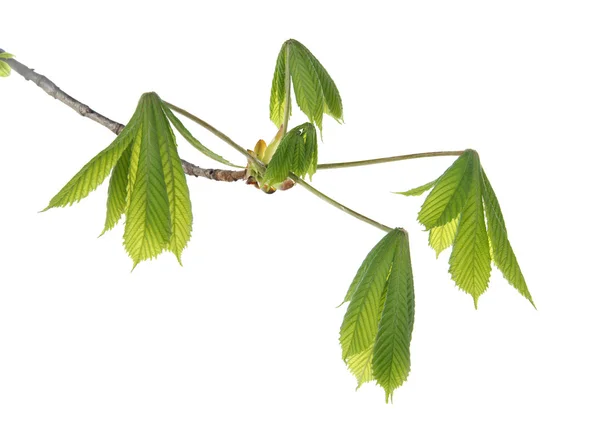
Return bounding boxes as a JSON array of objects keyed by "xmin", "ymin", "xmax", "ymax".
[{"xmin": 0, "ymin": 49, "xmax": 246, "ymax": 183}]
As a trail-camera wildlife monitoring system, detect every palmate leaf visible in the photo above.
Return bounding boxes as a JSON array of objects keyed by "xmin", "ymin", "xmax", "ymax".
[
  {"xmin": 0, "ymin": 52, "xmax": 14, "ymax": 77},
  {"xmin": 340, "ymin": 229, "xmax": 415, "ymax": 401},
  {"xmin": 263, "ymin": 122, "xmax": 318, "ymax": 185},
  {"xmin": 407, "ymin": 150, "xmax": 533, "ymax": 308},
  {"xmin": 418, "ymin": 150, "xmax": 475, "ymax": 230},
  {"xmin": 269, "ymin": 40, "xmax": 343, "ymax": 133},
  {"xmin": 481, "ymin": 170, "xmax": 535, "ymax": 307},
  {"xmin": 46, "ymin": 92, "xmax": 194, "ymax": 267}
]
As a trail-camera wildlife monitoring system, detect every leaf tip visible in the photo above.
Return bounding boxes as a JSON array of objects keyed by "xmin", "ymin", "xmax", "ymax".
[{"xmin": 384, "ymin": 390, "xmax": 394, "ymax": 404}]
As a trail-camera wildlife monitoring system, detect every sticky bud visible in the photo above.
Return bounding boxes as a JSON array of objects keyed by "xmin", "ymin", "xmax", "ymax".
[{"xmin": 254, "ymin": 139, "xmax": 267, "ymax": 161}]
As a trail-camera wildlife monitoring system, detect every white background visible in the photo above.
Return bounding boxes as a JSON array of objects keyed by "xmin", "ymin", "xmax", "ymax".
[{"xmin": 1, "ymin": 1, "xmax": 599, "ymax": 434}]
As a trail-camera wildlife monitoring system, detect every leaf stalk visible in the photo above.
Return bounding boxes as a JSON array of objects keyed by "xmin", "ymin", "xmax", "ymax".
[
  {"xmin": 289, "ymin": 174, "xmax": 393, "ymax": 233},
  {"xmin": 317, "ymin": 151, "xmax": 464, "ymax": 170}
]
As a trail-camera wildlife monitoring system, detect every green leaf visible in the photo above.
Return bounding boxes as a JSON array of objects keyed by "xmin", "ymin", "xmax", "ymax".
[
  {"xmin": 481, "ymin": 170, "xmax": 535, "ymax": 307},
  {"xmin": 394, "ymin": 178, "xmax": 438, "ymax": 196},
  {"xmin": 43, "ymin": 100, "xmax": 143, "ymax": 210},
  {"xmin": 429, "ymin": 217, "xmax": 459, "ymax": 258},
  {"xmin": 101, "ymin": 145, "xmax": 133, "ymax": 235},
  {"xmin": 270, "ymin": 40, "xmax": 343, "ymax": 133},
  {"xmin": 263, "ymin": 123, "xmax": 318, "ymax": 185},
  {"xmin": 0, "ymin": 52, "xmax": 14, "ymax": 77},
  {"xmin": 269, "ymin": 45, "xmax": 287, "ymax": 127},
  {"xmin": 161, "ymin": 102, "xmax": 241, "ymax": 168},
  {"xmin": 123, "ymin": 93, "xmax": 172, "ymax": 266},
  {"xmin": 339, "ymin": 230, "xmax": 397, "ymax": 360},
  {"xmin": 289, "ymin": 42, "xmax": 324, "ymax": 132},
  {"xmin": 448, "ymin": 155, "xmax": 491, "ymax": 307},
  {"xmin": 372, "ymin": 230, "xmax": 415, "ymax": 403},
  {"xmin": 153, "ymin": 97, "xmax": 193, "ymax": 264},
  {"xmin": 418, "ymin": 150, "xmax": 475, "ymax": 229}
]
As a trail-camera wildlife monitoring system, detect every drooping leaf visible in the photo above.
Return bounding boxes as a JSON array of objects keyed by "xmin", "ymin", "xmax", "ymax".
[
  {"xmin": 397, "ymin": 150, "xmax": 532, "ymax": 309},
  {"xmin": 269, "ymin": 45, "xmax": 288, "ymax": 127},
  {"xmin": 339, "ymin": 230, "xmax": 397, "ymax": 360},
  {"xmin": 263, "ymin": 122, "xmax": 318, "ymax": 185},
  {"xmin": 481, "ymin": 170, "xmax": 535, "ymax": 307},
  {"xmin": 340, "ymin": 229, "xmax": 416, "ymax": 400},
  {"xmin": 44, "ymin": 92, "xmax": 196, "ymax": 266},
  {"xmin": 394, "ymin": 178, "xmax": 438, "ymax": 196},
  {"xmin": 269, "ymin": 40, "xmax": 343, "ymax": 133},
  {"xmin": 123, "ymin": 94, "xmax": 172, "ymax": 266},
  {"xmin": 161, "ymin": 102, "xmax": 241, "ymax": 168},
  {"xmin": 0, "ymin": 52, "xmax": 14, "ymax": 77},
  {"xmin": 153, "ymin": 97, "xmax": 193, "ymax": 264},
  {"xmin": 418, "ymin": 150, "xmax": 475, "ymax": 230},
  {"xmin": 448, "ymin": 155, "xmax": 491, "ymax": 307},
  {"xmin": 429, "ymin": 217, "xmax": 459, "ymax": 258},
  {"xmin": 372, "ymin": 230, "xmax": 414, "ymax": 403},
  {"xmin": 101, "ymin": 145, "xmax": 133, "ymax": 235},
  {"xmin": 43, "ymin": 101, "xmax": 144, "ymax": 210}
]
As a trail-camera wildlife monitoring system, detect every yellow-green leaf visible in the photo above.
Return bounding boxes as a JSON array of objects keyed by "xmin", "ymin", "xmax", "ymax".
[
  {"xmin": 101, "ymin": 145, "xmax": 133, "ymax": 235},
  {"xmin": 429, "ymin": 217, "xmax": 459, "ymax": 258},
  {"xmin": 372, "ymin": 230, "xmax": 415, "ymax": 403},
  {"xmin": 481, "ymin": 170, "xmax": 535, "ymax": 307},
  {"xmin": 340, "ymin": 230, "xmax": 397, "ymax": 360},
  {"xmin": 123, "ymin": 94, "xmax": 172, "ymax": 266},
  {"xmin": 153, "ymin": 97, "xmax": 193, "ymax": 263},
  {"xmin": 269, "ymin": 45, "xmax": 287, "ymax": 127},
  {"xmin": 394, "ymin": 178, "xmax": 438, "ymax": 196},
  {"xmin": 448, "ymin": 157, "xmax": 491, "ymax": 308},
  {"xmin": 269, "ymin": 40, "xmax": 343, "ymax": 134}
]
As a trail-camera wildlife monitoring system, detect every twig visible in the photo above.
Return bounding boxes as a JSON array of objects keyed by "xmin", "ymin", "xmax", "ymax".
[{"xmin": 0, "ymin": 49, "xmax": 246, "ymax": 182}]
